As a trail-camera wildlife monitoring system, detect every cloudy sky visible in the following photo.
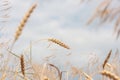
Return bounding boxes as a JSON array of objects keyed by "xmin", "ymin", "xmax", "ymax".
[{"xmin": 1, "ymin": 0, "xmax": 120, "ymax": 67}]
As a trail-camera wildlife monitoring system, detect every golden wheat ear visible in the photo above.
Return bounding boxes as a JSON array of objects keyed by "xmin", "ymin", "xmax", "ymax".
[
  {"xmin": 20, "ymin": 54, "xmax": 25, "ymax": 77},
  {"xmin": 13, "ymin": 3, "xmax": 37, "ymax": 43},
  {"xmin": 48, "ymin": 38, "xmax": 70, "ymax": 49},
  {"xmin": 100, "ymin": 70, "xmax": 120, "ymax": 80}
]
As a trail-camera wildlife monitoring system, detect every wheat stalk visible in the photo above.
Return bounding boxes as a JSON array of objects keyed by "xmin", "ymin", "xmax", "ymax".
[
  {"xmin": 103, "ymin": 50, "xmax": 112, "ymax": 69},
  {"xmin": 49, "ymin": 63, "xmax": 61, "ymax": 80},
  {"xmin": 48, "ymin": 38, "xmax": 70, "ymax": 49},
  {"xmin": 79, "ymin": 69, "xmax": 93, "ymax": 80},
  {"xmin": 116, "ymin": 29, "xmax": 120, "ymax": 39},
  {"xmin": 0, "ymin": 0, "xmax": 11, "ymax": 23},
  {"xmin": 82, "ymin": 72, "xmax": 93, "ymax": 80},
  {"xmin": 114, "ymin": 17, "xmax": 120, "ymax": 33},
  {"xmin": 14, "ymin": 3, "xmax": 37, "ymax": 42},
  {"xmin": 100, "ymin": 70, "xmax": 120, "ymax": 80},
  {"xmin": 0, "ymin": 73, "xmax": 6, "ymax": 80}
]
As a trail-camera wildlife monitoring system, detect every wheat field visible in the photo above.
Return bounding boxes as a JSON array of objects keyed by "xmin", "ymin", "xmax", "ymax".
[{"xmin": 0, "ymin": 0, "xmax": 120, "ymax": 80}]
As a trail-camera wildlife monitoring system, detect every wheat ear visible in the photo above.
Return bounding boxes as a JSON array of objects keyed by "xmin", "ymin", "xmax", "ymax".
[
  {"xmin": 100, "ymin": 70, "xmax": 120, "ymax": 80},
  {"xmin": 14, "ymin": 3, "xmax": 37, "ymax": 42},
  {"xmin": 20, "ymin": 54, "xmax": 25, "ymax": 77},
  {"xmin": 103, "ymin": 50, "xmax": 112, "ymax": 69},
  {"xmin": 48, "ymin": 38, "xmax": 70, "ymax": 49}
]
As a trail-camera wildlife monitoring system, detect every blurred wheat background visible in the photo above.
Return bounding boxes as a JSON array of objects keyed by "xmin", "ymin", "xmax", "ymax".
[{"xmin": 0, "ymin": 0, "xmax": 120, "ymax": 80}]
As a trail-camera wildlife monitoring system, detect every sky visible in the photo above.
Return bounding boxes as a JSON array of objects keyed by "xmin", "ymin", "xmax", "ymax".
[{"xmin": 1, "ymin": 0, "xmax": 120, "ymax": 68}]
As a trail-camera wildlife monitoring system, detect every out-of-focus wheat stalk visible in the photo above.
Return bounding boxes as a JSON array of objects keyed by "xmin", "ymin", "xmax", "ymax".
[
  {"xmin": 106, "ymin": 63, "xmax": 114, "ymax": 71},
  {"xmin": 116, "ymin": 17, "xmax": 120, "ymax": 39},
  {"xmin": 49, "ymin": 63, "xmax": 61, "ymax": 80},
  {"xmin": 86, "ymin": 0, "xmax": 120, "ymax": 38},
  {"xmin": 87, "ymin": 0, "xmax": 112, "ymax": 25},
  {"xmin": 79, "ymin": 69, "xmax": 93, "ymax": 80},
  {"xmin": 0, "ymin": 73, "xmax": 6, "ymax": 80},
  {"xmin": 43, "ymin": 76, "xmax": 49, "ymax": 80},
  {"xmin": 0, "ymin": 0, "xmax": 11, "ymax": 23},
  {"xmin": 71, "ymin": 66, "xmax": 80, "ymax": 77}
]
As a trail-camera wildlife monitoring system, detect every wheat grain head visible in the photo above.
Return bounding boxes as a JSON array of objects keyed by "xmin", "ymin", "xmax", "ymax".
[
  {"xmin": 14, "ymin": 3, "xmax": 37, "ymax": 42},
  {"xmin": 48, "ymin": 38, "xmax": 70, "ymax": 49},
  {"xmin": 100, "ymin": 70, "xmax": 120, "ymax": 80}
]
